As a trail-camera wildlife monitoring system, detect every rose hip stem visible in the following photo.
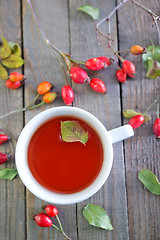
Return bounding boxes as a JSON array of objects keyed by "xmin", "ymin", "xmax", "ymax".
[{"xmin": 55, "ymin": 215, "xmax": 72, "ymax": 240}]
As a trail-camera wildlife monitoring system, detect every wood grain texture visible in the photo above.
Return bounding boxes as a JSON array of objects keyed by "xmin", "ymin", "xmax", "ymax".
[
  {"xmin": 69, "ymin": 0, "xmax": 129, "ymax": 239},
  {"xmin": 0, "ymin": 0, "xmax": 25, "ymax": 240},
  {"xmin": 117, "ymin": 0, "xmax": 160, "ymax": 239},
  {"xmin": 23, "ymin": 0, "xmax": 76, "ymax": 239}
]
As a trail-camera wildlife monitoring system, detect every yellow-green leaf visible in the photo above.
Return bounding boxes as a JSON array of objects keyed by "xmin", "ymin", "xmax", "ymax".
[
  {"xmin": 8, "ymin": 42, "xmax": 21, "ymax": 56},
  {"xmin": 0, "ymin": 64, "xmax": 8, "ymax": 79},
  {"xmin": 123, "ymin": 109, "xmax": 142, "ymax": 119},
  {"xmin": 0, "ymin": 36, "xmax": 11, "ymax": 59},
  {"xmin": 61, "ymin": 120, "xmax": 88, "ymax": 145},
  {"xmin": 77, "ymin": 5, "xmax": 99, "ymax": 20},
  {"xmin": 2, "ymin": 55, "xmax": 24, "ymax": 68}
]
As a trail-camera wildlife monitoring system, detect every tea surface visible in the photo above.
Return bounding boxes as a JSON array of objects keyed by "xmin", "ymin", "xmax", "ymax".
[{"xmin": 28, "ymin": 116, "xmax": 103, "ymax": 193}]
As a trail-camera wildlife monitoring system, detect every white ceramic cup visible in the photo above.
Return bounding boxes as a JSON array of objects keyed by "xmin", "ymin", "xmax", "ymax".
[{"xmin": 15, "ymin": 106, "xmax": 134, "ymax": 204}]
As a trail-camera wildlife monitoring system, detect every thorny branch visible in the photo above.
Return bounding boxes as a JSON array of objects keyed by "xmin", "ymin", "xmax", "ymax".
[{"xmin": 96, "ymin": 0, "xmax": 160, "ymax": 48}]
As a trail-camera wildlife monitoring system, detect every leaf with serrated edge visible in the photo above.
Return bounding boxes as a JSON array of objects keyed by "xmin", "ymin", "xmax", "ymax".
[
  {"xmin": 0, "ymin": 64, "xmax": 8, "ymax": 79},
  {"xmin": 83, "ymin": 204, "xmax": 113, "ymax": 231},
  {"xmin": 61, "ymin": 120, "xmax": 88, "ymax": 145},
  {"xmin": 0, "ymin": 169, "xmax": 18, "ymax": 180},
  {"xmin": 8, "ymin": 42, "xmax": 21, "ymax": 56},
  {"xmin": 77, "ymin": 5, "xmax": 99, "ymax": 20},
  {"xmin": 2, "ymin": 55, "xmax": 24, "ymax": 68},
  {"xmin": 0, "ymin": 36, "xmax": 11, "ymax": 59},
  {"xmin": 138, "ymin": 169, "xmax": 160, "ymax": 195}
]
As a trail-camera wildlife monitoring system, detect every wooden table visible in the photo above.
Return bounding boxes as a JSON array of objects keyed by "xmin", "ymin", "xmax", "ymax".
[{"xmin": 0, "ymin": 0, "xmax": 160, "ymax": 239}]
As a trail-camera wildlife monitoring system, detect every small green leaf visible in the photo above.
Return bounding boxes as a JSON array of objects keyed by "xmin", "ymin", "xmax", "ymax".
[
  {"xmin": 138, "ymin": 169, "xmax": 160, "ymax": 195},
  {"xmin": 0, "ymin": 36, "xmax": 12, "ymax": 59},
  {"xmin": 2, "ymin": 55, "xmax": 24, "ymax": 68},
  {"xmin": 123, "ymin": 109, "xmax": 142, "ymax": 119},
  {"xmin": 0, "ymin": 168, "xmax": 18, "ymax": 180},
  {"xmin": 144, "ymin": 114, "xmax": 151, "ymax": 123},
  {"xmin": 146, "ymin": 59, "xmax": 160, "ymax": 79},
  {"xmin": 8, "ymin": 42, "xmax": 21, "ymax": 56},
  {"xmin": 0, "ymin": 64, "xmax": 8, "ymax": 79},
  {"xmin": 77, "ymin": 5, "xmax": 99, "ymax": 20},
  {"xmin": 83, "ymin": 204, "xmax": 113, "ymax": 231},
  {"xmin": 61, "ymin": 120, "xmax": 88, "ymax": 145}
]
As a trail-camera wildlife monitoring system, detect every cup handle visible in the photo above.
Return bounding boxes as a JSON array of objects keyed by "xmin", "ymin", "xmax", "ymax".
[{"xmin": 108, "ymin": 124, "xmax": 134, "ymax": 144}]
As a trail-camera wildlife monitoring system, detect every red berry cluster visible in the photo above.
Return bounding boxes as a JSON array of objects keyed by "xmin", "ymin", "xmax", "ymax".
[
  {"xmin": 5, "ymin": 72, "xmax": 26, "ymax": 89},
  {"xmin": 34, "ymin": 205, "xmax": 71, "ymax": 239},
  {"xmin": 0, "ymin": 133, "xmax": 11, "ymax": 165}
]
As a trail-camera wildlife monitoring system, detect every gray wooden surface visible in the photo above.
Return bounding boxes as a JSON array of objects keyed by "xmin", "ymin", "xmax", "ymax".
[{"xmin": 0, "ymin": 0, "xmax": 159, "ymax": 239}]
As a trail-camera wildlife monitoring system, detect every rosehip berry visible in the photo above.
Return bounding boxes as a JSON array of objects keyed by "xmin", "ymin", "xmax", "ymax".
[
  {"xmin": 70, "ymin": 66, "xmax": 90, "ymax": 84},
  {"xmin": 0, "ymin": 153, "xmax": 11, "ymax": 165},
  {"xmin": 37, "ymin": 81, "xmax": 52, "ymax": 95},
  {"xmin": 34, "ymin": 213, "xmax": 52, "ymax": 227},
  {"xmin": 116, "ymin": 69, "xmax": 127, "ymax": 83},
  {"xmin": 9, "ymin": 72, "xmax": 25, "ymax": 82},
  {"xmin": 97, "ymin": 56, "xmax": 111, "ymax": 66},
  {"xmin": 153, "ymin": 118, "xmax": 160, "ymax": 138},
  {"xmin": 123, "ymin": 60, "xmax": 135, "ymax": 78},
  {"xmin": 85, "ymin": 58, "xmax": 104, "ymax": 71},
  {"xmin": 45, "ymin": 205, "xmax": 58, "ymax": 217},
  {"xmin": 0, "ymin": 134, "xmax": 10, "ymax": 144},
  {"xmin": 43, "ymin": 92, "xmax": 57, "ymax": 104},
  {"xmin": 90, "ymin": 78, "xmax": 106, "ymax": 93},
  {"xmin": 5, "ymin": 79, "xmax": 22, "ymax": 89},
  {"xmin": 61, "ymin": 85, "xmax": 74, "ymax": 105},
  {"xmin": 130, "ymin": 45, "xmax": 145, "ymax": 55},
  {"xmin": 129, "ymin": 115, "xmax": 144, "ymax": 129}
]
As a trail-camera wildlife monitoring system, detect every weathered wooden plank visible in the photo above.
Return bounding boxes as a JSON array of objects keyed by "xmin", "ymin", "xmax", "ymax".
[
  {"xmin": 69, "ymin": 0, "xmax": 129, "ymax": 239},
  {"xmin": 23, "ymin": 0, "xmax": 77, "ymax": 239},
  {"xmin": 118, "ymin": 0, "xmax": 160, "ymax": 239},
  {"xmin": 0, "ymin": 0, "xmax": 25, "ymax": 240}
]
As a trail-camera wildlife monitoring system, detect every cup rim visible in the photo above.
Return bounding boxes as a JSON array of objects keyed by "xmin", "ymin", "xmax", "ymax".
[{"xmin": 15, "ymin": 106, "xmax": 113, "ymax": 204}]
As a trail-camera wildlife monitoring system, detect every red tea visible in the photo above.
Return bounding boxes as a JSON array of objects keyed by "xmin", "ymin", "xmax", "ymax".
[{"xmin": 28, "ymin": 116, "xmax": 103, "ymax": 193}]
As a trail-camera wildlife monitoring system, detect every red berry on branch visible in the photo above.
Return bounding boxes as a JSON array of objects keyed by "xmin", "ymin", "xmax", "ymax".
[
  {"xmin": 45, "ymin": 205, "xmax": 58, "ymax": 217},
  {"xmin": 122, "ymin": 60, "xmax": 135, "ymax": 78},
  {"xmin": 0, "ymin": 134, "xmax": 10, "ymax": 144},
  {"xmin": 90, "ymin": 78, "xmax": 106, "ymax": 93},
  {"xmin": 85, "ymin": 58, "xmax": 104, "ymax": 71},
  {"xmin": 43, "ymin": 92, "xmax": 57, "ymax": 104},
  {"xmin": 116, "ymin": 69, "xmax": 127, "ymax": 83},
  {"xmin": 129, "ymin": 115, "xmax": 144, "ymax": 129},
  {"xmin": 70, "ymin": 66, "xmax": 90, "ymax": 84},
  {"xmin": 9, "ymin": 72, "xmax": 25, "ymax": 82},
  {"xmin": 0, "ymin": 153, "xmax": 11, "ymax": 165},
  {"xmin": 34, "ymin": 213, "xmax": 52, "ymax": 227},
  {"xmin": 5, "ymin": 79, "xmax": 22, "ymax": 89},
  {"xmin": 61, "ymin": 85, "xmax": 74, "ymax": 105},
  {"xmin": 130, "ymin": 45, "xmax": 145, "ymax": 55},
  {"xmin": 97, "ymin": 56, "xmax": 111, "ymax": 66},
  {"xmin": 153, "ymin": 118, "xmax": 160, "ymax": 138},
  {"xmin": 37, "ymin": 81, "xmax": 53, "ymax": 95}
]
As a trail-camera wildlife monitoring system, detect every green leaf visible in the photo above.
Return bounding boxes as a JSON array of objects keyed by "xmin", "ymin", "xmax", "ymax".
[
  {"xmin": 0, "ymin": 168, "xmax": 18, "ymax": 180},
  {"xmin": 0, "ymin": 64, "xmax": 8, "ymax": 79},
  {"xmin": 83, "ymin": 204, "xmax": 113, "ymax": 231},
  {"xmin": 0, "ymin": 36, "xmax": 11, "ymax": 59},
  {"xmin": 123, "ymin": 109, "xmax": 142, "ymax": 119},
  {"xmin": 77, "ymin": 5, "xmax": 99, "ymax": 20},
  {"xmin": 61, "ymin": 120, "xmax": 88, "ymax": 145},
  {"xmin": 146, "ymin": 59, "xmax": 160, "ymax": 79},
  {"xmin": 2, "ymin": 55, "xmax": 24, "ymax": 68},
  {"xmin": 138, "ymin": 169, "xmax": 160, "ymax": 195},
  {"xmin": 8, "ymin": 42, "xmax": 21, "ymax": 56}
]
